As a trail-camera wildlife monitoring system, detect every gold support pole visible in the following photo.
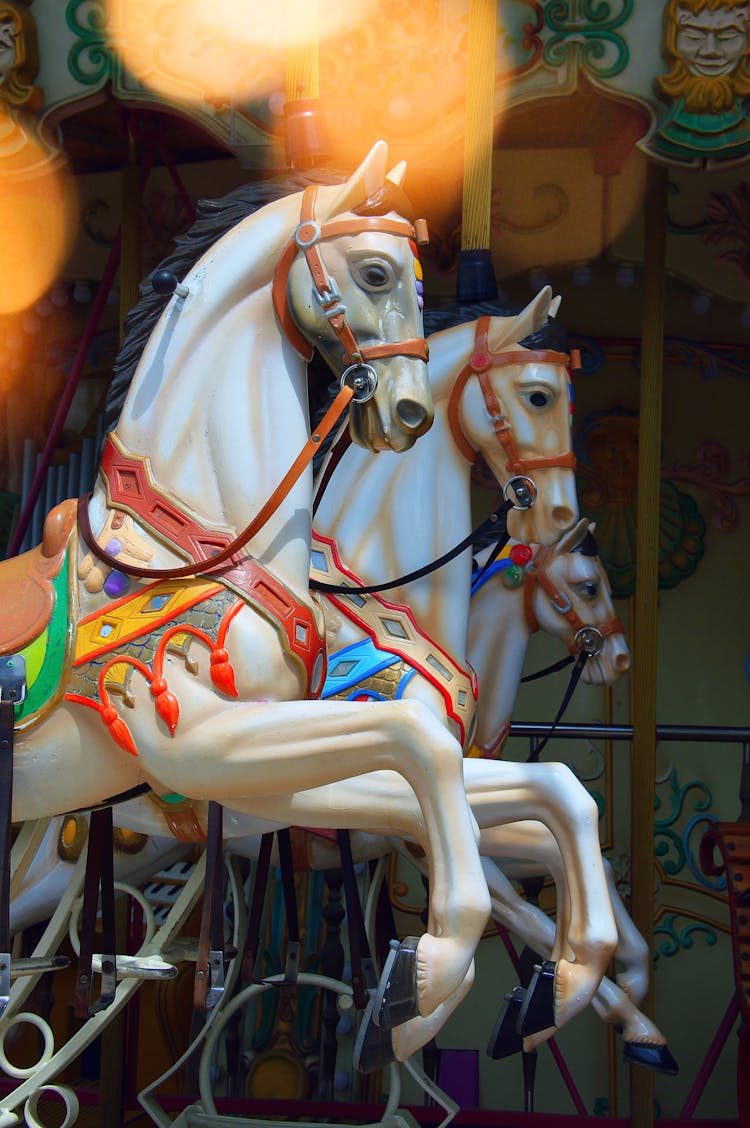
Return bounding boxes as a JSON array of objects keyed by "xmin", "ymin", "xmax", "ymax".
[
  {"xmin": 457, "ymin": 0, "xmax": 497, "ymax": 302},
  {"xmin": 285, "ymin": 0, "xmax": 319, "ymax": 101},
  {"xmin": 628, "ymin": 160, "xmax": 668, "ymax": 1127},
  {"xmin": 461, "ymin": 0, "xmax": 496, "ymax": 252}
]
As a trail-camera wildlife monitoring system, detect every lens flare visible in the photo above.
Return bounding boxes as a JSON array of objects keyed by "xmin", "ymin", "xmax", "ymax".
[
  {"xmin": 107, "ymin": 0, "xmax": 379, "ymax": 105},
  {"xmin": 0, "ymin": 111, "xmax": 77, "ymax": 315}
]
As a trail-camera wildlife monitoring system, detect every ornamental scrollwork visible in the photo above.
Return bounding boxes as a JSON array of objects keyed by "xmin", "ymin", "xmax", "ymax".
[
  {"xmin": 491, "ymin": 182, "xmax": 569, "ymax": 236},
  {"xmin": 65, "ymin": 0, "xmax": 111, "ymax": 86},
  {"xmin": 654, "ymin": 912, "xmax": 718, "ymax": 961},
  {"xmin": 664, "ymin": 442, "xmax": 750, "ymax": 534},
  {"xmin": 543, "ymin": 0, "xmax": 633, "ymax": 81}
]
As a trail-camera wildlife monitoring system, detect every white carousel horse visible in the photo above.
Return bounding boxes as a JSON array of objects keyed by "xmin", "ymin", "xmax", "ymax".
[
  {"xmin": 468, "ymin": 528, "xmax": 652, "ymax": 1009},
  {"xmin": 459, "ymin": 527, "xmax": 674, "ymax": 1070},
  {"xmin": 7, "ymin": 295, "xmax": 611, "ymax": 1065},
  {"xmin": 2, "ymin": 141, "xmax": 493, "ymax": 1046},
  {"xmin": 8, "ymin": 525, "xmax": 673, "ymax": 1071}
]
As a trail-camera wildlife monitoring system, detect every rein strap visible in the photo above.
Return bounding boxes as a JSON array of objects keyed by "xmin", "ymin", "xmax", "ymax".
[{"xmin": 79, "ymin": 382, "xmax": 354, "ymax": 581}]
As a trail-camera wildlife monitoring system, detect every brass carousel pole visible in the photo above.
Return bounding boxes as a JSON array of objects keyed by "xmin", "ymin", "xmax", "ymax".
[
  {"xmin": 457, "ymin": 0, "xmax": 497, "ymax": 302},
  {"xmin": 628, "ymin": 159, "xmax": 668, "ymax": 1127},
  {"xmin": 283, "ymin": 0, "xmax": 330, "ymax": 169}
]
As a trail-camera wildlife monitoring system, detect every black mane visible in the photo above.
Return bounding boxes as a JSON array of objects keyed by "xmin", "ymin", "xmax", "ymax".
[{"xmin": 102, "ymin": 169, "xmax": 349, "ymax": 437}]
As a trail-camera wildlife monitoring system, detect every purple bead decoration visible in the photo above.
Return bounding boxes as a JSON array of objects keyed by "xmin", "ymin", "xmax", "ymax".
[
  {"xmin": 105, "ymin": 538, "xmax": 123, "ymax": 557},
  {"xmin": 104, "ymin": 571, "xmax": 130, "ymax": 598}
]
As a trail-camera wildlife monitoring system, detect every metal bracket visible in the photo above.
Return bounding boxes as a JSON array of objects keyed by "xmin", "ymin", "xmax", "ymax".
[
  {"xmin": 0, "ymin": 655, "xmax": 26, "ymax": 706},
  {"xmin": 206, "ymin": 949, "xmax": 225, "ymax": 1011}
]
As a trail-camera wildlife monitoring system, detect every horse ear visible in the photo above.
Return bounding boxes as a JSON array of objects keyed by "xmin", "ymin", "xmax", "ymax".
[
  {"xmin": 499, "ymin": 285, "xmax": 553, "ymax": 347},
  {"xmin": 323, "ymin": 140, "xmax": 389, "ymax": 217},
  {"xmin": 589, "ymin": 521, "xmax": 596, "ymax": 534},
  {"xmin": 554, "ymin": 517, "xmax": 589, "ymax": 556},
  {"xmin": 549, "ymin": 294, "xmax": 562, "ymax": 318},
  {"xmin": 386, "ymin": 160, "xmax": 407, "ymax": 187}
]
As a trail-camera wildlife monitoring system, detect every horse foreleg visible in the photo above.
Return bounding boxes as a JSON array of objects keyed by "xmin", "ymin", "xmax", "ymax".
[
  {"xmin": 136, "ymin": 698, "xmax": 490, "ymax": 1020},
  {"xmin": 476, "ymin": 855, "xmax": 673, "ymax": 1067},
  {"xmin": 460, "ymin": 759, "xmax": 618, "ymax": 1036},
  {"xmin": 480, "ymin": 822, "xmax": 651, "ymax": 1008}
]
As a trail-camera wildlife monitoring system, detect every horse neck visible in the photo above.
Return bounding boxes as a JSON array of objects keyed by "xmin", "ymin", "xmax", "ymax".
[
  {"xmin": 470, "ymin": 579, "xmax": 530, "ymax": 749},
  {"xmin": 315, "ymin": 407, "xmax": 472, "ymax": 660},
  {"xmin": 110, "ymin": 281, "xmax": 313, "ymax": 588}
]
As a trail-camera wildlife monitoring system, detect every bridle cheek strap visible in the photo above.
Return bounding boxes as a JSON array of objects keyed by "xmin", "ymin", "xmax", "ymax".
[
  {"xmin": 524, "ymin": 560, "xmax": 624, "ymax": 652},
  {"xmin": 447, "ymin": 318, "xmax": 577, "ymax": 472},
  {"xmin": 271, "ymin": 185, "xmax": 429, "ymax": 366}
]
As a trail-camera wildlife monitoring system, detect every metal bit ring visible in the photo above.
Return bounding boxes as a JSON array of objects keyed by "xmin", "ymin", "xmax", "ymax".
[
  {"xmin": 504, "ymin": 475, "xmax": 537, "ymax": 510},
  {"xmin": 341, "ymin": 362, "xmax": 379, "ymax": 403},
  {"xmin": 574, "ymin": 626, "xmax": 604, "ymax": 656}
]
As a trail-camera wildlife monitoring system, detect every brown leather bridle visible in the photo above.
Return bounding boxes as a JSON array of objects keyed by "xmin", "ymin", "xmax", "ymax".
[
  {"xmin": 79, "ymin": 186, "xmax": 431, "ymax": 583},
  {"xmin": 447, "ymin": 316, "xmax": 579, "ymax": 478},
  {"xmin": 523, "ymin": 545, "xmax": 624, "ymax": 657},
  {"xmin": 272, "ymin": 184, "xmax": 430, "ymax": 401}
]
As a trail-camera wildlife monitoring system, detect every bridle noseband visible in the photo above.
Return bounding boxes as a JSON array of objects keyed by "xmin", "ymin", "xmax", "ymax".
[
  {"xmin": 447, "ymin": 315, "xmax": 579, "ymax": 474},
  {"xmin": 523, "ymin": 545, "xmax": 624, "ymax": 657},
  {"xmin": 272, "ymin": 185, "xmax": 430, "ymax": 399}
]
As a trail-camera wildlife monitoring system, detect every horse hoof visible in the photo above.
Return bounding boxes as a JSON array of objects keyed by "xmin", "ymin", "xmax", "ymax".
[
  {"xmin": 487, "ymin": 985, "xmax": 525, "ymax": 1059},
  {"xmin": 353, "ymin": 993, "xmax": 396, "ymax": 1074},
  {"xmin": 623, "ymin": 1040, "xmax": 679, "ymax": 1076},
  {"xmin": 518, "ymin": 961, "xmax": 557, "ymax": 1037},
  {"xmin": 373, "ymin": 936, "xmax": 419, "ymax": 1031}
]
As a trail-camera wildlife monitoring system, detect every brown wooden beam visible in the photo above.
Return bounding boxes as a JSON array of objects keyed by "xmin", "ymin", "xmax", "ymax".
[{"xmin": 629, "ymin": 159, "xmax": 668, "ymax": 1126}]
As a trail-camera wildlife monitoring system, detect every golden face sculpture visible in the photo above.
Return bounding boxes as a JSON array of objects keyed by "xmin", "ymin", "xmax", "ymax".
[
  {"xmin": 659, "ymin": 0, "xmax": 750, "ymax": 111},
  {"xmin": 0, "ymin": 1, "xmax": 40, "ymax": 109},
  {"xmin": 675, "ymin": 3, "xmax": 749, "ymax": 76}
]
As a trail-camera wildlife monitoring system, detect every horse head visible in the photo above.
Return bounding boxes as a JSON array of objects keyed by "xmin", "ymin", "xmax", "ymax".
[
  {"xmin": 281, "ymin": 141, "xmax": 433, "ymax": 452},
  {"xmin": 440, "ymin": 287, "xmax": 579, "ymax": 545},
  {"xmin": 527, "ymin": 519, "xmax": 631, "ymax": 685}
]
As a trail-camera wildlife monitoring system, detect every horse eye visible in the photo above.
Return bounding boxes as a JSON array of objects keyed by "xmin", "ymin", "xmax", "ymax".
[
  {"xmin": 528, "ymin": 391, "xmax": 549, "ymax": 408},
  {"xmin": 358, "ymin": 262, "xmax": 391, "ymax": 289},
  {"xmin": 582, "ymin": 582, "xmax": 598, "ymax": 598}
]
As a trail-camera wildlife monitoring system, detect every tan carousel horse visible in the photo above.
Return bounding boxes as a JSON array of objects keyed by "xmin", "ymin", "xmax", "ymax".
[{"xmin": 0, "ymin": 141, "xmax": 495, "ymax": 1052}]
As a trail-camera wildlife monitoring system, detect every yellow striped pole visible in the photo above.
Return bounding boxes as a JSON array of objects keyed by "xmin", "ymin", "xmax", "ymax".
[{"xmin": 457, "ymin": 0, "xmax": 498, "ymax": 301}]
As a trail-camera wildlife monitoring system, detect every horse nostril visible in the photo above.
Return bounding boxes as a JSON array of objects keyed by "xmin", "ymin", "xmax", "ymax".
[
  {"xmin": 615, "ymin": 651, "xmax": 631, "ymax": 672},
  {"xmin": 552, "ymin": 506, "xmax": 576, "ymax": 531},
  {"xmin": 396, "ymin": 398, "xmax": 430, "ymax": 434}
]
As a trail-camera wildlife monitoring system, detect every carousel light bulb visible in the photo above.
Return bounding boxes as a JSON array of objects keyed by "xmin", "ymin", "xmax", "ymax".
[
  {"xmin": 50, "ymin": 283, "xmax": 69, "ymax": 307},
  {"xmin": 106, "ymin": 284, "xmax": 120, "ymax": 307},
  {"xmin": 73, "ymin": 280, "xmax": 92, "ymax": 304},
  {"xmin": 691, "ymin": 292, "xmax": 711, "ymax": 315},
  {"xmin": 22, "ymin": 312, "xmax": 40, "ymax": 334},
  {"xmin": 35, "ymin": 296, "xmax": 53, "ymax": 317},
  {"xmin": 573, "ymin": 264, "xmax": 592, "ymax": 286},
  {"xmin": 616, "ymin": 263, "xmax": 635, "ymax": 288}
]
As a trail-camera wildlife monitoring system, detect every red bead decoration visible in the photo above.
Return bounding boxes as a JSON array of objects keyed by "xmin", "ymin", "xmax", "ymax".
[{"xmin": 509, "ymin": 544, "xmax": 533, "ymax": 566}]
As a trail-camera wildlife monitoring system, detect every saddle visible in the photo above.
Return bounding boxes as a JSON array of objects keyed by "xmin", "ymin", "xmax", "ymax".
[{"xmin": 0, "ymin": 500, "xmax": 77, "ymax": 656}]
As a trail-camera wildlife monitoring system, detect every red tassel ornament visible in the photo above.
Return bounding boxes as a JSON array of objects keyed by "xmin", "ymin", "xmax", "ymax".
[
  {"xmin": 210, "ymin": 647, "xmax": 238, "ymax": 697},
  {"xmin": 100, "ymin": 703, "xmax": 139, "ymax": 757},
  {"xmin": 150, "ymin": 677, "xmax": 180, "ymax": 735}
]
